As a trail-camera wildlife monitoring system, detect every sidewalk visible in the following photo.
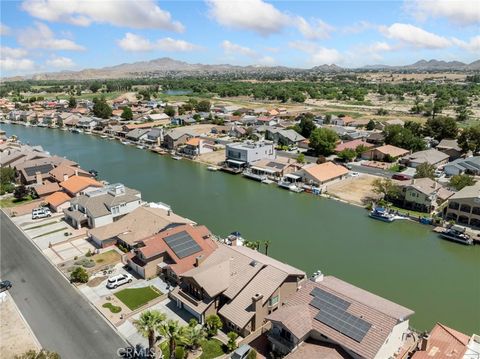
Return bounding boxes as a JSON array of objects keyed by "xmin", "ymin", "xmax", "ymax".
[{"xmin": 0, "ymin": 292, "xmax": 41, "ymax": 357}]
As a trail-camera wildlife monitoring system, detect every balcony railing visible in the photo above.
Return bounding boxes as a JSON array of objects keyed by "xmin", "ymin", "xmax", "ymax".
[{"xmin": 268, "ymin": 333, "xmax": 295, "ymax": 350}]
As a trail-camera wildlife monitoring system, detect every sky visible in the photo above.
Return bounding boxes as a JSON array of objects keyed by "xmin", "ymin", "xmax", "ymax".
[{"xmin": 1, "ymin": 0, "xmax": 479, "ymax": 76}]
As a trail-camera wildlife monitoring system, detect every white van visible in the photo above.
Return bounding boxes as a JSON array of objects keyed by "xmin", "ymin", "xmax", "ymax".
[
  {"xmin": 106, "ymin": 273, "xmax": 133, "ymax": 289},
  {"xmin": 32, "ymin": 207, "xmax": 52, "ymax": 220}
]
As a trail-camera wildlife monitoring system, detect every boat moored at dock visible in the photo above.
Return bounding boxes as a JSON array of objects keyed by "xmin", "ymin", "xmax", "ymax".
[
  {"xmin": 440, "ymin": 226, "xmax": 473, "ymax": 245},
  {"xmin": 369, "ymin": 207, "xmax": 396, "ymax": 222}
]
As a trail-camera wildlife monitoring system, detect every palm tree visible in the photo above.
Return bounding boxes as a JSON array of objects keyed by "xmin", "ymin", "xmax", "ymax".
[
  {"xmin": 264, "ymin": 240, "xmax": 271, "ymax": 256},
  {"xmin": 185, "ymin": 323, "xmax": 206, "ymax": 352},
  {"xmin": 159, "ymin": 319, "xmax": 189, "ymax": 359},
  {"xmin": 133, "ymin": 310, "xmax": 166, "ymax": 358}
]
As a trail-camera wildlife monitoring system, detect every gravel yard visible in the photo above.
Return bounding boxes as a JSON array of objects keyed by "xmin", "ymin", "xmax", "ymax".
[{"xmin": 326, "ymin": 174, "xmax": 382, "ymax": 206}]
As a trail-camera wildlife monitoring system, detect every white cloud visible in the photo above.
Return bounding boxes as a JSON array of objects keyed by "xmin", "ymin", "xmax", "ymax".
[
  {"xmin": 46, "ymin": 55, "xmax": 75, "ymax": 68},
  {"xmin": 17, "ymin": 22, "xmax": 85, "ymax": 50},
  {"xmin": 380, "ymin": 23, "xmax": 451, "ymax": 49},
  {"xmin": 1, "ymin": 46, "xmax": 28, "ymax": 58},
  {"xmin": 221, "ymin": 40, "xmax": 257, "ymax": 57},
  {"xmin": 117, "ymin": 33, "xmax": 200, "ymax": 52},
  {"xmin": 257, "ymin": 56, "xmax": 276, "ymax": 65},
  {"xmin": 342, "ymin": 21, "xmax": 378, "ymax": 34},
  {"xmin": 207, "ymin": 0, "xmax": 288, "ymax": 35},
  {"xmin": 21, "ymin": 0, "xmax": 184, "ymax": 31},
  {"xmin": 295, "ymin": 16, "xmax": 334, "ymax": 40},
  {"xmin": 0, "ymin": 23, "xmax": 11, "ymax": 36},
  {"xmin": 368, "ymin": 42, "xmax": 394, "ymax": 52},
  {"xmin": 1, "ymin": 57, "xmax": 35, "ymax": 72},
  {"xmin": 289, "ymin": 41, "xmax": 342, "ymax": 65},
  {"xmin": 452, "ymin": 36, "xmax": 480, "ymax": 52},
  {"xmin": 406, "ymin": 0, "xmax": 480, "ymax": 26}
]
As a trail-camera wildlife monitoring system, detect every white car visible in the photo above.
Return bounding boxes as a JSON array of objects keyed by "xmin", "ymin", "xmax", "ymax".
[
  {"xmin": 106, "ymin": 273, "xmax": 133, "ymax": 289},
  {"xmin": 32, "ymin": 207, "xmax": 52, "ymax": 220},
  {"xmin": 350, "ymin": 172, "xmax": 360, "ymax": 177}
]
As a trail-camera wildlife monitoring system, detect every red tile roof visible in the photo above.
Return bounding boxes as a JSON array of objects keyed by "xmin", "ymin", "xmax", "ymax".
[
  {"xmin": 412, "ymin": 323, "xmax": 470, "ymax": 359},
  {"xmin": 60, "ymin": 175, "xmax": 103, "ymax": 195},
  {"xmin": 335, "ymin": 139, "xmax": 373, "ymax": 153}
]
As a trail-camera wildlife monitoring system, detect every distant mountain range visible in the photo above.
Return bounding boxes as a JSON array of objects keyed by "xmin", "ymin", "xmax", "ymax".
[{"xmin": 4, "ymin": 57, "xmax": 479, "ymax": 81}]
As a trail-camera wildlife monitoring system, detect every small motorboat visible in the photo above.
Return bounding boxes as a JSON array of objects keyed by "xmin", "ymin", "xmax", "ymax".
[
  {"xmin": 440, "ymin": 226, "xmax": 473, "ymax": 245},
  {"xmin": 172, "ymin": 155, "xmax": 182, "ymax": 160},
  {"xmin": 136, "ymin": 145, "xmax": 145, "ymax": 150},
  {"xmin": 369, "ymin": 207, "xmax": 396, "ymax": 222},
  {"xmin": 207, "ymin": 166, "xmax": 218, "ymax": 171},
  {"xmin": 120, "ymin": 140, "xmax": 131, "ymax": 145},
  {"xmin": 100, "ymin": 135, "xmax": 108, "ymax": 139}
]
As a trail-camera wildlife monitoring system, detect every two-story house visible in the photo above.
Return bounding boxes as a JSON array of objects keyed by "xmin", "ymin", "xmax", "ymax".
[
  {"xmin": 444, "ymin": 182, "xmax": 480, "ymax": 229},
  {"xmin": 265, "ymin": 128, "xmax": 306, "ymax": 147},
  {"xmin": 64, "ymin": 184, "xmax": 142, "ymax": 229},
  {"xmin": 395, "ymin": 178, "xmax": 453, "ymax": 213},
  {"xmin": 267, "ymin": 273, "xmax": 414, "ymax": 359},
  {"xmin": 169, "ymin": 244, "xmax": 306, "ymax": 336},
  {"xmin": 225, "ymin": 141, "xmax": 275, "ymax": 170}
]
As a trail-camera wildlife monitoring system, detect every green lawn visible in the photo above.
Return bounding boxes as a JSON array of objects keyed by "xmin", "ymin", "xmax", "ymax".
[
  {"xmin": 199, "ymin": 339, "xmax": 227, "ymax": 359},
  {"xmin": 0, "ymin": 195, "xmax": 35, "ymax": 208},
  {"xmin": 388, "ymin": 205, "xmax": 431, "ymax": 218},
  {"xmin": 102, "ymin": 302, "xmax": 122, "ymax": 313},
  {"xmin": 114, "ymin": 286, "xmax": 162, "ymax": 310}
]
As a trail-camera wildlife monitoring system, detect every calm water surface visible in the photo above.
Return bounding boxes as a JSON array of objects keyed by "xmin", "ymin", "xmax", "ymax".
[{"xmin": 2, "ymin": 124, "xmax": 479, "ymax": 333}]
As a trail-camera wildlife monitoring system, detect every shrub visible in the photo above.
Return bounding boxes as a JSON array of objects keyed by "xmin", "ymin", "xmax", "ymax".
[
  {"xmin": 70, "ymin": 267, "xmax": 89, "ymax": 283},
  {"xmin": 102, "ymin": 302, "xmax": 122, "ymax": 313},
  {"xmin": 205, "ymin": 314, "xmax": 222, "ymax": 337},
  {"xmin": 227, "ymin": 331, "xmax": 238, "ymax": 352},
  {"xmin": 74, "ymin": 258, "xmax": 95, "ymax": 268},
  {"xmin": 247, "ymin": 349, "xmax": 257, "ymax": 359},
  {"xmin": 175, "ymin": 346, "xmax": 185, "ymax": 359},
  {"xmin": 85, "ymin": 249, "xmax": 92, "ymax": 257}
]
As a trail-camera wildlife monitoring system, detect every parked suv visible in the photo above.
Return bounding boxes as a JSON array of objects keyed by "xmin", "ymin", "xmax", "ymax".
[
  {"xmin": 230, "ymin": 345, "xmax": 252, "ymax": 359},
  {"xmin": 106, "ymin": 274, "xmax": 133, "ymax": 289},
  {"xmin": 0, "ymin": 280, "xmax": 13, "ymax": 292},
  {"xmin": 32, "ymin": 207, "xmax": 52, "ymax": 220}
]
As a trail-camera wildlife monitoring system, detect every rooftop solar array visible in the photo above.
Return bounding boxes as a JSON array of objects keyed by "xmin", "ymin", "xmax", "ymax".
[
  {"xmin": 310, "ymin": 287, "xmax": 371, "ymax": 343},
  {"xmin": 24, "ymin": 164, "xmax": 54, "ymax": 176},
  {"xmin": 164, "ymin": 231, "xmax": 202, "ymax": 259},
  {"xmin": 265, "ymin": 161, "xmax": 285, "ymax": 170}
]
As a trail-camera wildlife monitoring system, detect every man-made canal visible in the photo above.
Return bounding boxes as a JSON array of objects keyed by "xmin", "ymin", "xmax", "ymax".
[{"xmin": 2, "ymin": 124, "xmax": 479, "ymax": 333}]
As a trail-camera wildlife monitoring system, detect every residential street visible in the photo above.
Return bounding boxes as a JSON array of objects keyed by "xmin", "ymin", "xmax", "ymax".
[{"xmin": 0, "ymin": 210, "xmax": 127, "ymax": 359}]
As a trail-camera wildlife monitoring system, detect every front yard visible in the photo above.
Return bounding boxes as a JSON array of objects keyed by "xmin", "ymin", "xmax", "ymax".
[
  {"xmin": 0, "ymin": 195, "xmax": 36, "ymax": 208},
  {"xmin": 160, "ymin": 338, "xmax": 227, "ymax": 359},
  {"xmin": 114, "ymin": 286, "xmax": 162, "ymax": 310}
]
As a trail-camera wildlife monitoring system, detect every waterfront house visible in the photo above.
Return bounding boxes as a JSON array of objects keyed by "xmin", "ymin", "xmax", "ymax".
[
  {"xmin": 266, "ymin": 274, "xmax": 414, "ymax": 359},
  {"xmin": 63, "ymin": 115, "xmax": 81, "ymax": 127},
  {"xmin": 64, "ymin": 184, "xmax": 142, "ymax": 229},
  {"xmin": 0, "ymin": 145, "xmax": 48, "ymax": 168},
  {"xmin": 144, "ymin": 113, "xmax": 170, "ymax": 123},
  {"xmin": 126, "ymin": 128, "xmax": 150, "ymax": 143},
  {"xmin": 122, "ymin": 120, "xmax": 167, "ymax": 131},
  {"xmin": 48, "ymin": 164, "xmax": 91, "ymax": 183},
  {"xmin": 245, "ymin": 157, "xmax": 302, "ymax": 181},
  {"xmin": 295, "ymin": 162, "xmax": 349, "ymax": 187},
  {"xmin": 60, "ymin": 175, "xmax": 103, "ymax": 197},
  {"xmin": 436, "ymin": 139, "xmax": 463, "ymax": 161},
  {"xmin": 77, "ymin": 117, "xmax": 98, "ymax": 131},
  {"xmin": 45, "ymin": 191, "xmax": 72, "ymax": 212},
  {"xmin": 334, "ymin": 139, "xmax": 374, "ymax": 153},
  {"xmin": 411, "ymin": 323, "xmax": 478, "ymax": 359},
  {"xmin": 33, "ymin": 181, "xmax": 61, "ymax": 198},
  {"xmin": 361, "ymin": 144, "xmax": 409, "ymax": 162},
  {"xmin": 266, "ymin": 128, "xmax": 306, "ymax": 147},
  {"xmin": 144, "ymin": 128, "xmax": 164, "ymax": 146},
  {"xmin": 89, "ymin": 206, "xmax": 192, "ymax": 248},
  {"xmin": 126, "ymin": 224, "xmax": 217, "ymax": 280},
  {"xmin": 401, "ymin": 149, "xmax": 449, "ymax": 168},
  {"xmin": 443, "ymin": 156, "xmax": 480, "ymax": 177},
  {"xmin": 181, "ymin": 138, "xmax": 213, "ymax": 157},
  {"xmin": 395, "ymin": 178, "xmax": 453, "ymax": 213},
  {"xmin": 169, "ymin": 244, "xmax": 306, "ymax": 333},
  {"xmin": 225, "ymin": 141, "xmax": 275, "ymax": 170},
  {"xmin": 163, "ymin": 128, "xmax": 192, "ymax": 150},
  {"xmin": 444, "ymin": 182, "xmax": 480, "ymax": 229},
  {"xmin": 16, "ymin": 156, "xmax": 78, "ymax": 185}
]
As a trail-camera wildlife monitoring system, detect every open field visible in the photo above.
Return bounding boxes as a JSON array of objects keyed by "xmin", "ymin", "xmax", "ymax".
[{"xmin": 326, "ymin": 174, "xmax": 381, "ymax": 206}]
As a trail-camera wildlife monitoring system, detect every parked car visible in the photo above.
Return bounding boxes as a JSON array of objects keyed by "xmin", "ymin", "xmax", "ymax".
[
  {"xmin": 0, "ymin": 280, "xmax": 13, "ymax": 292},
  {"xmin": 392, "ymin": 173, "xmax": 411, "ymax": 181},
  {"xmin": 350, "ymin": 172, "xmax": 359, "ymax": 177},
  {"xmin": 230, "ymin": 344, "xmax": 252, "ymax": 359},
  {"xmin": 32, "ymin": 207, "xmax": 52, "ymax": 220},
  {"xmin": 106, "ymin": 273, "xmax": 133, "ymax": 289}
]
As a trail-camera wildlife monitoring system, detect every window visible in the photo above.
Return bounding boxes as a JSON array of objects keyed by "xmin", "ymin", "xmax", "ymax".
[
  {"xmin": 111, "ymin": 206, "xmax": 119, "ymax": 214},
  {"xmin": 269, "ymin": 295, "xmax": 279, "ymax": 306},
  {"xmin": 460, "ymin": 204, "xmax": 471, "ymax": 213},
  {"xmin": 449, "ymin": 202, "xmax": 460, "ymax": 210},
  {"xmin": 472, "ymin": 207, "xmax": 480, "ymax": 216}
]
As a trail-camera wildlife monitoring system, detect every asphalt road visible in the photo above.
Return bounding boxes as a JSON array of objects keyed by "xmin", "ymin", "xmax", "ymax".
[{"xmin": 0, "ymin": 210, "xmax": 127, "ymax": 359}]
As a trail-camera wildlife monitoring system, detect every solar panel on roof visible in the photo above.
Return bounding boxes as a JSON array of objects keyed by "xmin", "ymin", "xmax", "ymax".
[
  {"xmin": 24, "ymin": 164, "xmax": 54, "ymax": 177},
  {"xmin": 310, "ymin": 287, "xmax": 371, "ymax": 343},
  {"xmin": 164, "ymin": 231, "xmax": 202, "ymax": 259}
]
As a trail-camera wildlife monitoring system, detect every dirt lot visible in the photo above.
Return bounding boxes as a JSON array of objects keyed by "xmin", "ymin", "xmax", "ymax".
[
  {"xmin": 197, "ymin": 149, "xmax": 225, "ymax": 165},
  {"xmin": 0, "ymin": 293, "xmax": 40, "ymax": 357},
  {"xmin": 326, "ymin": 174, "xmax": 381, "ymax": 206}
]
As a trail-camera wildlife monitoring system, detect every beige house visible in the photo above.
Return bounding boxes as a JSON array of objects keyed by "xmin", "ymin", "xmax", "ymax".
[
  {"xmin": 396, "ymin": 178, "xmax": 453, "ymax": 213},
  {"xmin": 267, "ymin": 275, "xmax": 414, "ymax": 359},
  {"xmin": 445, "ymin": 182, "xmax": 480, "ymax": 229},
  {"xmin": 169, "ymin": 244, "xmax": 306, "ymax": 335},
  {"xmin": 401, "ymin": 149, "xmax": 449, "ymax": 168},
  {"xmin": 295, "ymin": 162, "xmax": 349, "ymax": 186},
  {"xmin": 361, "ymin": 145, "xmax": 409, "ymax": 162}
]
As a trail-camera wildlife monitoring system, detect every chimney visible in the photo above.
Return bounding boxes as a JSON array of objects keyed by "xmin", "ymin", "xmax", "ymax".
[
  {"xmin": 35, "ymin": 171, "xmax": 42, "ymax": 185},
  {"xmin": 167, "ymin": 210, "xmax": 171, "ymax": 216},
  {"xmin": 252, "ymin": 293, "xmax": 264, "ymax": 331},
  {"xmin": 195, "ymin": 255, "xmax": 205, "ymax": 267},
  {"xmin": 420, "ymin": 335, "xmax": 430, "ymax": 351},
  {"xmin": 63, "ymin": 174, "xmax": 69, "ymax": 181},
  {"xmin": 75, "ymin": 169, "xmax": 79, "ymax": 176}
]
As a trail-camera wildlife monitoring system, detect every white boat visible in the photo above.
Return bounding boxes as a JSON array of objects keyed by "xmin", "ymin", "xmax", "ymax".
[
  {"xmin": 289, "ymin": 185, "xmax": 304, "ymax": 193},
  {"xmin": 136, "ymin": 145, "xmax": 145, "ymax": 150},
  {"xmin": 440, "ymin": 226, "xmax": 473, "ymax": 245},
  {"xmin": 100, "ymin": 135, "xmax": 108, "ymax": 139},
  {"xmin": 369, "ymin": 207, "xmax": 395, "ymax": 222},
  {"xmin": 207, "ymin": 166, "xmax": 219, "ymax": 171},
  {"xmin": 242, "ymin": 170, "xmax": 267, "ymax": 181},
  {"xmin": 172, "ymin": 155, "xmax": 182, "ymax": 160},
  {"xmin": 120, "ymin": 140, "xmax": 131, "ymax": 145},
  {"xmin": 261, "ymin": 179, "xmax": 274, "ymax": 184}
]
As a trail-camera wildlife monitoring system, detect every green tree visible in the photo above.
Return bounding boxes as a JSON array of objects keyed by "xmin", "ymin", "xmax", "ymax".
[
  {"xmin": 247, "ymin": 349, "xmax": 258, "ymax": 359},
  {"xmin": 309, "ymin": 128, "xmax": 339, "ymax": 156},
  {"xmin": 227, "ymin": 331, "xmax": 239, "ymax": 352},
  {"xmin": 296, "ymin": 113, "xmax": 316, "ymax": 138},
  {"xmin": 1, "ymin": 167, "xmax": 16, "ymax": 185},
  {"xmin": 355, "ymin": 144, "xmax": 370, "ymax": 157},
  {"xmin": 134, "ymin": 310, "xmax": 167, "ymax": 358},
  {"xmin": 13, "ymin": 185, "xmax": 29, "ymax": 200},
  {"xmin": 366, "ymin": 120, "xmax": 376, "ymax": 130},
  {"xmin": 296, "ymin": 153, "xmax": 305, "ymax": 164},
  {"xmin": 455, "ymin": 105, "xmax": 472, "ymax": 122},
  {"xmin": 89, "ymin": 82, "xmax": 102, "ymax": 93},
  {"xmin": 423, "ymin": 117, "xmax": 458, "ymax": 141},
  {"xmin": 372, "ymin": 178, "xmax": 401, "ymax": 200},
  {"xmin": 164, "ymin": 106, "xmax": 175, "ymax": 117},
  {"xmin": 121, "ymin": 107, "xmax": 133, "ymax": 121},
  {"xmin": 449, "ymin": 174, "xmax": 476, "ymax": 191},
  {"xmin": 15, "ymin": 350, "xmax": 60, "ymax": 359},
  {"xmin": 337, "ymin": 148, "xmax": 357, "ymax": 162},
  {"xmin": 70, "ymin": 267, "xmax": 89, "ymax": 283},
  {"xmin": 410, "ymin": 96, "xmax": 423, "ymax": 114},
  {"xmin": 384, "ymin": 124, "xmax": 425, "ymax": 152},
  {"xmin": 68, "ymin": 96, "xmax": 76, "ymax": 108},
  {"xmin": 92, "ymin": 97, "xmax": 112, "ymax": 119},
  {"xmin": 195, "ymin": 100, "xmax": 211, "ymax": 112},
  {"xmin": 205, "ymin": 314, "xmax": 222, "ymax": 337},
  {"xmin": 414, "ymin": 162, "xmax": 435, "ymax": 179},
  {"xmin": 458, "ymin": 125, "xmax": 480, "ymax": 154},
  {"xmin": 184, "ymin": 320, "xmax": 206, "ymax": 352},
  {"xmin": 159, "ymin": 320, "xmax": 188, "ymax": 359}
]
